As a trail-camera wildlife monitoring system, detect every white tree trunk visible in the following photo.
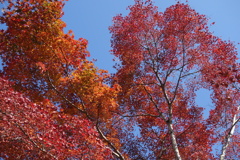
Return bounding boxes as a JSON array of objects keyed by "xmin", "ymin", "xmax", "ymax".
[
  {"xmin": 220, "ymin": 106, "xmax": 239, "ymax": 160},
  {"xmin": 168, "ymin": 122, "xmax": 182, "ymax": 160}
]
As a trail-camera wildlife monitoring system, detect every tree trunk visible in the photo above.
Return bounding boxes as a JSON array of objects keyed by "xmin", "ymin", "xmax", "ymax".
[
  {"xmin": 220, "ymin": 106, "xmax": 240, "ymax": 160},
  {"xmin": 168, "ymin": 122, "xmax": 182, "ymax": 160}
]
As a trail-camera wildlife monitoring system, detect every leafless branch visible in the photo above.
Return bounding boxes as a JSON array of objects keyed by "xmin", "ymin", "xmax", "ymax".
[{"xmin": 96, "ymin": 121, "xmax": 125, "ymax": 160}]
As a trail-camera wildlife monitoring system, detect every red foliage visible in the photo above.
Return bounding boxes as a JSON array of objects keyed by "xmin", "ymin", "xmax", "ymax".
[
  {"xmin": 0, "ymin": 0, "xmax": 239, "ymax": 159},
  {"xmin": 110, "ymin": 0, "xmax": 239, "ymax": 159},
  {"xmin": 0, "ymin": 77, "xmax": 112, "ymax": 159}
]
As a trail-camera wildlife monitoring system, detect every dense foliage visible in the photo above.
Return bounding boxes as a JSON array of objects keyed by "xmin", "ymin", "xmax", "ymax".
[{"xmin": 0, "ymin": 0, "xmax": 239, "ymax": 159}]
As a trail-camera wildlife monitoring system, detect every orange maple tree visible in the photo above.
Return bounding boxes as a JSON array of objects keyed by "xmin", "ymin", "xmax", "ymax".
[
  {"xmin": 0, "ymin": 0, "xmax": 239, "ymax": 159},
  {"xmin": 0, "ymin": 0, "xmax": 121, "ymax": 159}
]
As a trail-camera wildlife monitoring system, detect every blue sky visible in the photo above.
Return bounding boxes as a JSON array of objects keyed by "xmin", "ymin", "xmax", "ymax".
[
  {"xmin": 62, "ymin": 0, "xmax": 240, "ymax": 72},
  {"xmin": 0, "ymin": 0, "xmax": 239, "ymax": 114},
  {"xmin": 0, "ymin": 0, "xmax": 239, "ymax": 156},
  {"xmin": 61, "ymin": 0, "xmax": 240, "ymax": 119},
  {"xmin": 1, "ymin": 0, "xmax": 239, "ymax": 72}
]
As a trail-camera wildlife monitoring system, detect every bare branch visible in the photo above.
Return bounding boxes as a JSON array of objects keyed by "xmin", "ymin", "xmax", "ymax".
[
  {"xmin": 96, "ymin": 121, "xmax": 125, "ymax": 160},
  {"xmin": 180, "ymin": 70, "xmax": 201, "ymax": 78},
  {"xmin": 122, "ymin": 113, "xmax": 160, "ymax": 118}
]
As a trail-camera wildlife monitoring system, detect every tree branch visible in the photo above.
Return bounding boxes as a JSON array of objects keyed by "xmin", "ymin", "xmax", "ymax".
[
  {"xmin": 46, "ymin": 72, "xmax": 125, "ymax": 159},
  {"xmin": 0, "ymin": 110, "xmax": 57, "ymax": 159},
  {"xmin": 96, "ymin": 121, "xmax": 125, "ymax": 160}
]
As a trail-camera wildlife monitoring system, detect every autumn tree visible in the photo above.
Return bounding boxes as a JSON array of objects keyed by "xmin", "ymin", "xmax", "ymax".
[
  {"xmin": 0, "ymin": 77, "xmax": 112, "ymax": 159},
  {"xmin": 0, "ymin": 0, "xmax": 239, "ymax": 159},
  {"xmin": 110, "ymin": 0, "xmax": 240, "ymax": 159},
  {"xmin": 0, "ymin": 0, "xmax": 122, "ymax": 159}
]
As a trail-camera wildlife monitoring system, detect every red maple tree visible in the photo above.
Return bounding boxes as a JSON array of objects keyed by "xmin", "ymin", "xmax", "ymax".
[
  {"xmin": 110, "ymin": 0, "xmax": 240, "ymax": 159},
  {"xmin": 0, "ymin": 0, "xmax": 239, "ymax": 159},
  {"xmin": 0, "ymin": 77, "xmax": 112, "ymax": 159}
]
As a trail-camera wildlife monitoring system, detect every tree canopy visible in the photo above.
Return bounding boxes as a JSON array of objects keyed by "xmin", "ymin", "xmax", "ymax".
[{"xmin": 0, "ymin": 0, "xmax": 239, "ymax": 159}]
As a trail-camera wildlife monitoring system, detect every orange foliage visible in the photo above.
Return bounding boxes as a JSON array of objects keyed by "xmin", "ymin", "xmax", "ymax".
[{"xmin": 0, "ymin": 0, "xmax": 239, "ymax": 159}]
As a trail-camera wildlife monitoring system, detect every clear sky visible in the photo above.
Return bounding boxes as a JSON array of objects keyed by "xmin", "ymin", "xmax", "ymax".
[
  {"xmin": 0, "ymin": 0, "xmax": 239, "ymax": 113},
  {"xmin": 0, "ymin": 0, "xmax": 239, "ymax": 156},
  {"xmin": 0, "ymin": 0, "xmax": 239, "ymax": 72},
  {"xmin": 61, "ymin": 0, "xmax": 240, "ymax": 120},
  {"xmin": 62, "ymin": 0, "xmax": 240, "ymax": 73}
]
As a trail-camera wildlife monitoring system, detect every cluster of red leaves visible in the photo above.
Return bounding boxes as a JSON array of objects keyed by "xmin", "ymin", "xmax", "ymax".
[
  {"xmin": 0, "ymin": 0, "xmax": 239, "ymax": 159},
  {"xmin": 110, "ymin": 0, "xmax": 239, "ymax": 159},
  {"xmin": 0, "ymin": 77, "xmax": 112, "ymax": 159}
]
